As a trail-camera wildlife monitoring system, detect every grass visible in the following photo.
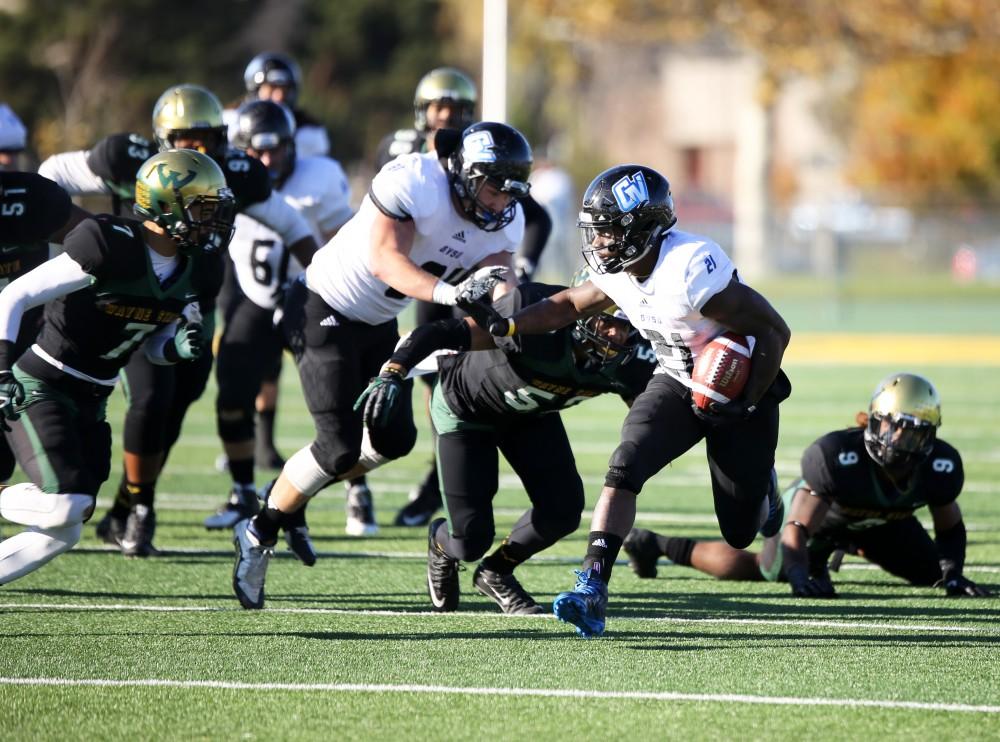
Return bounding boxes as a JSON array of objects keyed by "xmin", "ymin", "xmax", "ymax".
[{"xmin": 1, "ymin": 298, "xmax": 1000, "ymax": 740}]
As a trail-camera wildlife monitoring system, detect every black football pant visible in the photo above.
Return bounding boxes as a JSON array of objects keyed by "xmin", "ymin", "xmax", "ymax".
[
  {"xmin": 605, "ymin": 373, "xmax": 783, "ymax": 549},
  {"xmin": 283, "ymin": 279, "xmax": 416, "ymax": 477},
  {"xmin": 433, "ymin": 407, "xmax": 584, "ymax": 563}
]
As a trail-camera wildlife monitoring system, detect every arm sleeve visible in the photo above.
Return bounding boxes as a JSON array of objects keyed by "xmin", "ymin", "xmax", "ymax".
[
  {"xmin": 686, "ymin": 241, "xmax": 735, "ymax": 311},
  {"xmin": 935, "ymin": 520, "xmax": 967, "ymax": 577},
  {"xmin": 37, "ymin": 151, "xmax": 109, "ymax": 195},
  {"xmin": 388, "ymin": 319, "xmax": 472, "ymax": 371},
  {"xmin": 142, "ymin": 319, "xmax": 183, "ymax": 365},
  {"xmin": 516, "ymin": 195, "xmax": 552, "ymax": 275},
  {"xmin": 0, "ymin": 252, "xmax": 92, "ymax": 342},
  {"xmin": 243, "ymin": 192, "xmax": 313, "ymax": 246}
]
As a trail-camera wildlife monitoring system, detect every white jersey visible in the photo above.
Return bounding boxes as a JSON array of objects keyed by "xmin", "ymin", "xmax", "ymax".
[
  {"xmin": 229, "ymin": 156, "xmax": 352, "ymax": 310},
  {"xmin": 589, "ymin": 229, "xmax": 748, "ymax": 388},
  {"xmin": 306, "ymin": 152, "xmax": 523, "ymax": 325}
]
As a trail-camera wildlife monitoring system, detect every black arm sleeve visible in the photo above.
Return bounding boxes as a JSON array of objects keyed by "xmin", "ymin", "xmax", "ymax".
[
  {"xmin": 936, "ymin": 519, "xmax": 967, "ymax": 577},
  {"xmin": 0, "ymin": 339, "xmax": 15, "ymax": 371},
  {"xmin": 517, "ymin": 194, "xmax": 552, "ymax": 276},
  {"xmin": 389, "ymin": 319, "xmax": 472, "ymax": 371}
]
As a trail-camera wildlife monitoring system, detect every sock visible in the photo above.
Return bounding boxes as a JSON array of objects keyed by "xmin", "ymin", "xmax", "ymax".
[
  {"xmin": 658, "ymin": 535, "xmax": 697, "ymax": 567},
  {"xmin": 347, "ymin": 476, "xmax": 367, "ymax": 488},
  {"xmin": 229, "ymin": 458, "xmax": 254, "ymax": 488},
  {"xmin": 480, "ymin": 537, "xmax": 532, "ymax": 575},
  {"xmin": 250, "ymin": 504, "xmax": 283, "ymax": 544},
  {"xmin": 121, "ymin": 480, "xmax": 155, "ymax": 510},
  {"xmin": 109, "ymin": 478, "xmax": 132, "ymax": 518},
  {"xmin": 256, "ymin": 409, "xmax": 277, "ymax": 450},
  {"xmin": 582, "ymin": 531, "xmax": 623, "ymax": 584}
]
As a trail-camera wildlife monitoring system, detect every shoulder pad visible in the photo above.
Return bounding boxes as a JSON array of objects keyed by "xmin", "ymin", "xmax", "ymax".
[
  {"xmin": 0, "ymin": 172, "xmax": 71, "ymax": 243},
  {"xmin": 86, "ymin": 133, "xmax": 153, "ymax": 184},
  {"xmin": 219, "ymin": 149, "xmax": 272, "ymax": 208}
]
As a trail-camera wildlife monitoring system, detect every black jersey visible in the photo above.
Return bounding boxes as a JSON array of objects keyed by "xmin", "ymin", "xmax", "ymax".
[
  {"xmin": 374, "ymin": 128, "xmax": 428, "ymax": 171},
  {"xmin": 440, "ymin": 283, "xmax": 655, "ymax": 425},
  {"xmin": 215, "ymin": 147, "xmax": 272, "ymax": 211},
  {"xmin": 802, "ymin": 427, "xmax": 963, "ymax": 532},
  {"xmin": 0, "ymin": 172, "xmax": 71, "ymax": 254},
  {"xmin": 25, "ymin": 215, "xmax": 199, "ymax": 380}
]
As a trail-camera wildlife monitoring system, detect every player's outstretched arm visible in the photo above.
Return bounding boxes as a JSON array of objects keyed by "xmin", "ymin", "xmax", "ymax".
[
  {"xmin": 780, "ymin": 486, "xmax": 836, "ymax": 598},
  {"xmin": 488, "ymin": 279, "xmax": 613, "ymax": 338},
  {"xmin": 931, "ymin": 502, "xmax": 992, "ymax": 597}
]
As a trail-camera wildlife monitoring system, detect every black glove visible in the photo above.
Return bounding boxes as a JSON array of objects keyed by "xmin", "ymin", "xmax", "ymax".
[
  {"xmin": 938, "ymin": 573, "xmax": 992, "ymax": 598},
  {"xmin": 691, "ymin": 398, "xmax": 757, "ymax": 427},
  {"xmin": 354, "ymin": 368, "xmax": 405, "ymax": 430},
  {"xmin": 0, "ymin": 369, "xmax": 25, "ymax": 433},
  {"xmin": 787, "ymin": 564, "xmax": 837, "ymax": 598}
]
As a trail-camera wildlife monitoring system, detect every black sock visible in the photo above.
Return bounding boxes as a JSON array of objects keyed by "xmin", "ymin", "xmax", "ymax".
[
  {"xmin": 110, "ymin": 478, "xmax": 132, "ymax": 518},
  {"xmin": 251, "ymin": 504, "xmax": 283, "ymax": 544},
  {"xmin": 348, "ymin": 475, "xmax": 367, "ymax": 488},
  {"xmin": 256, "ymin": 409, "xmax": 277, "ymax": 449},
  {"xmin": 582, "ymin": 531, "xmax": 623, "ymax": 584},
  {"xmin": 481, "ymin": 537, "xmax": 531, "ymax": 575},
  {"xmin": 229, "ymin": 458, "xmax": 255, "ymax": 488},
  {"xmin": 125, "ymin": 480, "xmax": 155, "ymax": 509},
  {"xmin": 659, "ymin": 536, "xmax": 697, "ymax": 567}
]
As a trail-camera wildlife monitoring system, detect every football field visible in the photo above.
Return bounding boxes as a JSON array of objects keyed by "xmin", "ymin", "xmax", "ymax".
[{"xmin": 2, "ymin": 291, "xmax": 1000, "ymax": 740}]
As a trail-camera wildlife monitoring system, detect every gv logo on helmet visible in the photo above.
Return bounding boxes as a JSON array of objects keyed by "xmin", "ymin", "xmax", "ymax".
[
  {"xmin": 462, "ymin": 130, "xmax": 497, "ymax": 163},
  {"xmin": 611, "ymin": 171, "xmax": 648, "ymax": 212},
  {"xmin": 155, "ymin": 164, "xmax": 197, "ymax": 190}
]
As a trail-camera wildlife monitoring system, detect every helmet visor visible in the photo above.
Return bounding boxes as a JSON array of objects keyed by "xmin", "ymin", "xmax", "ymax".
[
  {"xmin": 178, "ymin": 192, "xmax": 236, "ymax": 253},
  {"xmin": 865, "ymin": 412, "xmax": 936, "ymax": 466}
]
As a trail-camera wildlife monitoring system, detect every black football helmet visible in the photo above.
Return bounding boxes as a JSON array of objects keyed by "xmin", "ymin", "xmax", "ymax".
[
  {"xmin": 578, "ymin": 164, "xmax": 677, "ymax": 274},
  {"xmin": 569, "ymin": 266, "xmax": 639, "ymax": 370},
  {"xmin": 231, "ymin": 100, "xmax": 297, "ymax": 184},
  {"xmin": 244, "ymin": 52, "xmax": 302, "ymax": 107},
  {"xmin": 447, "ymin": 122, "xmax": 532, "ymax": 232}
]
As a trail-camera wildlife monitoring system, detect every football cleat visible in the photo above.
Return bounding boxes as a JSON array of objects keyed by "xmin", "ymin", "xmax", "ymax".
[
  {"xmin": 282, "ymin": 507, "xmax": 317, "ymax": 567},
  {"xmin": 426, "ymin": 518, "xmax": 461, "ymax": 612},
  {"xmin": 758, "ymin": 468, "xmax": 783, "ymax": 538},
  {"xmin": 204, "ymin": 484, "xmax": 260, "ymax": 530},
  {"xmin": 473, "ymin": 564, "xmax": 546, "ymax": 615},
  {"xmin": 232, "ymin": 519, "xmax": 275, "ymax": 610},
  {"xmin": 120, "ymin": 504, "xmax": 159, "ymax": 558},
  {"xmin": 553, "ymin": 569, "xmax": 608, "ymax": 638},
  {"xmin": 623, "ymin": 528, "xmax": 661, "ymax": 579},
  {"xmin": 95, "ymin": 510, "xmax": 127, "ymax": 547},
  {"xmin": 393, "ymin": 471, "xmax": 442, "ymax": 527},
  {"xmin": 345, "ymin": 482, "xmax": 378, "ymax": 537}
]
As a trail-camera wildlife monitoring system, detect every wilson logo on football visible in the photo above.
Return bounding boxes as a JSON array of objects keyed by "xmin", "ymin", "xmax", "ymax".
[{"xmin": 690, "ymin": 332, "xmax": 751, "ymax": 410}]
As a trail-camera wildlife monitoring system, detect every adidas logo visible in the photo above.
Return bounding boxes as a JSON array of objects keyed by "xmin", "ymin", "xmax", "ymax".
[
  {"xmin": 640, "ymin": 298, "xmax": 650, "ymax": 306},
  {"xmin": 591, "ymin": 538, "xmax": 607, "ymax": 548},
  {"xmin": 451, "ymin": 230, "xmax": 466, "ymax": 243},
  {"xmin": 319, "ymin": 315, "xmax": 339, "ymax": 327}
]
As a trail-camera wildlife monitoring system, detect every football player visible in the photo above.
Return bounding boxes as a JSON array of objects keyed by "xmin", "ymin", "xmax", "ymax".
[
  {"xmin": 374, "ymin": 67, "xmax": 553, "ymax": 530},
  {"xmin": 206, "ymin": 100, "xmax": 352, "ymax": 563},
  {"xmin": 232, "ymin": 52, "xmax": 329, "ymax": 158},
  {"xmin": 624, "ymin": 373, "xmax": 992, "ymax": 599},
  {"xmin": 0, "ymin": 149, "xmax": 232, "ymax": 584},
  {"xmin": 488, "ymin": 164, "xmax": 792, "ymax": 637},
  {"xmin": 0, "ymin": 104, "xmax": 29, "ymax": 171},
  {"xmin": 41, "ymin": 84, "xmax": 320, "ymax": 556},
  {"xmin": 230, "ymin": 121, "xmax": 532, "ymax": 609},
  {"xmin": 357, "ymin": 270, "xmax": 656, "ymax": 614}
]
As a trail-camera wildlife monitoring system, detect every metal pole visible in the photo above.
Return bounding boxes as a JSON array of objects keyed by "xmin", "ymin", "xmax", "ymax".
[{"xmin": 482, "ymin": 0, "xmax": 508, "ymax": 122}]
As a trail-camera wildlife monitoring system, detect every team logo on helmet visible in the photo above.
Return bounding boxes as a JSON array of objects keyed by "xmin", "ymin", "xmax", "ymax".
[
  {"xmin": 611, "ymin": 171, "xmax": 649, "ymax": 212},
  {"xmin": 462, "ymin": 130, "xmax": 498, "ymax": 163},
  {"xmin": 155, "ymin": 163, "xmax": 197, "ymax": 190}
]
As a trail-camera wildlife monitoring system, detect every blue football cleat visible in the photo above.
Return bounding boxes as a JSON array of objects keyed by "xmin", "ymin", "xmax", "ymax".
[
  {"xmin": 759, "ymin": 468, "xmax": 784, "ymax": 538},
  {"xmin": 552, "ymin": 569, "xmax": 608, "ymax": 638}
]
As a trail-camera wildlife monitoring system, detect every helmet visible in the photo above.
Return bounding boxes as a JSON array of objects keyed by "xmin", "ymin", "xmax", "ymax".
[
  {"xmin": 414, "ymin": 67, "xmax": 477, "ymax": 132},
  {"xmin": 0, "ymin": 103, "xmax": 27, "ymax": 171},
  {"xmin": 152, "ymin": 84, "xmax": 227, "ymax": 155},
  {"xmin": 863, "ymin": 373, "xmax": 941, "ymax": 469},
  {"xmin": 447, "ymin": 122, "xmax": 532, "ymax": 232},
  {"xmin": 244, "ymin": 52, "xmax": 302, "ymax": 107},
  {"xmin": 569, "ymin": 266, "xmax": 639, "ymax": 369},
  {"xmin": 578, "ymin": 164, "xmax": 677, "ymax": 275},
  {"xmin": 134, "ymin": 149, "xmax": 236, "ymax": 254},
  {"xmin": 231, "ymin": 100, "xmax": 297, "ymax": 184}
]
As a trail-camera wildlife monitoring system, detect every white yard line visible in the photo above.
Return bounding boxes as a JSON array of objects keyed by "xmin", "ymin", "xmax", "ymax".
[
  {"xmin": 1, "ymin": 601, "xmax": 996, "ymax": 635},
  {"xmin": 0, "ymin": 677, "xmax": 996, "ymax": 713}
]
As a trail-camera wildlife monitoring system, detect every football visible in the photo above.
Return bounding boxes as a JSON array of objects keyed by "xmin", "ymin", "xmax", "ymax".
[{"xmin": 690, "ymin": 332, "xmax": 751, "ymax": 409}]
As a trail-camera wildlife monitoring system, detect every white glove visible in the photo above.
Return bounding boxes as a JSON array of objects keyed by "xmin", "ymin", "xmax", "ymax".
[{"xmin": 432, "ymin": 266, "xmax": 508, "ymax": 306}]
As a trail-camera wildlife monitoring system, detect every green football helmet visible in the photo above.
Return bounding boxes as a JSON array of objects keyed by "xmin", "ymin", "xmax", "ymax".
[
  {"xmin": 863, "ymin": 372, "xmax": 942, "ymax": 469},
  {"xmin": 414, "ymin": 67, "xmax": 477, "ymax": 132},
  {"xmin": 569, "ymin": 266, "xmax": 638, "ymax": 369},
  {"xmin": 152, "ymin": 84, "xmax": 227, "ymax": 155},
  {"xmin": 133, "ymin": 149, "xmax": 235, "ymax": 254}
]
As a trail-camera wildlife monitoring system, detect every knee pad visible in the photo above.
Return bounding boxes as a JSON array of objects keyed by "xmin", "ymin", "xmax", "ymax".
[
  {"xmin": 365, "ymin": 419, "xmax": 417, "ymax": 464},
  {"xmin": 283, "ymin": 446, "xmax": 334, "ymax": 498},
  {"xmin": 216, "ymin": 407, "xmax": 254, "ymax": 443},
  {"xmin": 604, "ymin": 441, "xmax": 644, "ymax": 493},
  {"xmin": 0, "ymin": 484, "xmax": 94, "ymax": 529}
]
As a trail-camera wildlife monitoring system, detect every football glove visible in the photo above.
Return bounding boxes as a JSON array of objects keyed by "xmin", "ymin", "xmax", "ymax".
[
  {"xmin": 0, "ymin": 369, "xmax": 25, "ymax": 432},
  {"xmin": 691, "ymin": 398, "xmax": 757, "ymax": 426},
  {"xmin": 433, "ymin": 266, "xmax": 508, "ymax": 306},
  {"xmin": 170, "ymin": 321, "xmax": 204, "ymax": 361},
  {"xmin": 354, "ymin": 367, "xmax": 406, "ymax": 430},
  {"xmin": 937, "ymin": 573, "xmax": 992, "ymax": 598},
  {"xmin": 787, "ymin": 564, "xmax": 837, "ymax": 598}
]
